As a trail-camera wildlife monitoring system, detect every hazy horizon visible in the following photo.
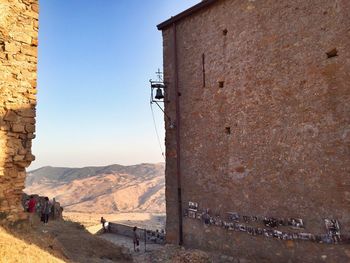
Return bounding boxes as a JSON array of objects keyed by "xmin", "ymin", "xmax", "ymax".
[{"xmin": 28, "ymin": 161, "xmax": 165, "ymax": 172}]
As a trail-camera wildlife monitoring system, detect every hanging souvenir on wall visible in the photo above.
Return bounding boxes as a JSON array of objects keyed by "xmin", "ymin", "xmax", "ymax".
[
  {"xmin": 246, "ymin": 226, "xmax": 255, "ymax": 235},
  {"xmin": 263, "ymin": 217, "xmax": 279, "ymax": 228},
  {"xmin": 255, "ymin": 228, "xmax": 263, "ymax": 236},
  {"xmin": 325, "ymin": 219, "xmax": 341, "ymax": 243},
  {"xmin": 227, "ymin": 212, "xmax": 240, "ymax": 222},
  {"xmin": 202, "ymin": 209, "xmax": 211, "ymax": 225},
  {"xmin": 288, "ymin": 218, "xmax": 304, "ymax": 229},
  {"xmin": 298, "ymin": 232, "xmax": 313, "ymax": 241},
  {"xmin": 196, "ymin": 211, "xmax": 204, "ymax": 220},
  {"xmin": 278, "ymin": 219, "xmax": 287, "ymax": 226},
  {"xmin": 213, "ymin": 216, "xmax": 222, "ymax": 226},
  {"xmin": 273, "ymin": 230, "xmax": 283, "ymax": 239},
  {"xmin": 282, "ymin": 232, "xmax": 293, "ymax": 240},
  {"xmin": 263, "ymin": 229, "xmax": 273, "ymax": 238},
  {"xmin": 292, "ymin": 233, "xmax": 299, "ymax": 240},
  {"xmin": 238, "ymin": 224, "xmax": 246, "ymax": 232},
  {"xmin": 227, "ymin": 222, "xmax": 235, "ymax": 231},
  {"xmin": 243, "ymin": 215, "xmax": 251, "ymax": 223},
  {"xmin": 188, "ymin": 201, "xmax": 198, "ymax": 211},
  {"xmin": 325, "ymin": 219, "xmax": 340, "ymax": 236},
  {"xmin": 223, "ymin": 221, "xmax": 229, "ymax": 230},
  {"xmin": 188, "ymin": 210, "xmax": 196, "ymax": 219},
  {"xmin": 184, "ymin": 202, "xmax": 348, "ymax": 244}
]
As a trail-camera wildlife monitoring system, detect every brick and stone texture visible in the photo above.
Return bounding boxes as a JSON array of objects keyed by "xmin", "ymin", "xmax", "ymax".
[
  {"xmin": 161, "ymin": 0, "xmax": 350, "ymax": 261},
  {"xmin": 0, "ymin": 0, "xmax": 38, "ymax": 221}
]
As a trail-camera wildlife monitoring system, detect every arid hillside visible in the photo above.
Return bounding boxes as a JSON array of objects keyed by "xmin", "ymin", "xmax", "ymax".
[
  {"xmin": 0, "ymin": 220, "xmax": 132, "ymax": 263},
  {"xmin": 25, "ymin": 163, "xmax": 165, "ymax": 213}
]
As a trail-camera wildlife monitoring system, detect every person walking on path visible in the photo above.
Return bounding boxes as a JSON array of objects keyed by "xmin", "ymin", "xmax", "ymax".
[
  {"xmin": 27, "ymin": 195, "xmax": 36, "ymax": 226},
  {"xmin": 41, "ymin": 197, "xmax": 51, "ymax": 224},
  {"xmin": 100, "ymin": 217, "xmax": 106, "ymax": 232},
  {"xmin": 133, "ymin": 226, "xmax": 140, "ymax": 252}
]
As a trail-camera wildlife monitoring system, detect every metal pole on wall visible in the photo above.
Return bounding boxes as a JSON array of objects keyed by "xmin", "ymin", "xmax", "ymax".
[{"xmin": 173, "ymin": 21, "xmax": 183, "ymax": 246}]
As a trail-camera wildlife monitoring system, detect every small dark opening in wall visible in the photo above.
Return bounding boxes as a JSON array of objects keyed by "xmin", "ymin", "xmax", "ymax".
[
  {"xmin": 178, "ymin": 92, "xmax": 182, "ymax": 96},
  {"xmin": 219, "ymin": 81, "xmax": 224, "ymax": 88},
  {"xmin": 223, "ymin": 29, "xmax": 228, "ymax": 36},
  {"xmin": 326, "ymin": 48, "xmax": 338, "ymax": 58},
  {"xmin": 225, "ymin": 127, "xmax": 231, "ymax": 134},
  {"xmin": 202, "ymin": 53, "xmax": 206, "ymax": 87}
]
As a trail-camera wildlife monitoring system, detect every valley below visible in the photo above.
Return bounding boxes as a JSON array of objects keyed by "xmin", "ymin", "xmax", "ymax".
[{"xmin": 25, "ymin": 163, "xmax": 166, "ymax": 230}]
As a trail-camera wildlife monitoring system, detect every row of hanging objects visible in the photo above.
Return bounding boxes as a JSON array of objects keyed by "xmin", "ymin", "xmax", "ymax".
[{"xmin": 184, "ymin": 202, "xmax": 347, "ymax": 244}]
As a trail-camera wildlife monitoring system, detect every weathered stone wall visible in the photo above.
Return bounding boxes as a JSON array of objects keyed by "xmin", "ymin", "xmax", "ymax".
[
  {"xmin": 0, "ymin": 0, "xmax": 38, "ymax": 221},
  {"xmin": 162, "ymin": 0, "xmax": 350, "ymax": 261}
]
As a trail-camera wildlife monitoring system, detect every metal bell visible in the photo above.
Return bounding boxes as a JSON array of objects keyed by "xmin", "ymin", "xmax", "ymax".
[{"xmin": 155, "ymin": 87, "xmax": 164, "ymax": 100}]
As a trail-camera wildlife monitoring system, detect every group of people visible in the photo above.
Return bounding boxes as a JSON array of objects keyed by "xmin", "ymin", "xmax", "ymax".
[{"xmin": 25, "ymin": 195, "xmax": 57, "ymax": 225}]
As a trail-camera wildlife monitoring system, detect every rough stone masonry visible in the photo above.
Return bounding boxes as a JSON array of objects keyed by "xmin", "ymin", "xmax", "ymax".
[
  {"xmin": 159, "ymin": 0, "xmax": 350, "ymax": 262},
  {"xmin": 0, "ymin": 0, "xmax": 38, "ymax": 221}
]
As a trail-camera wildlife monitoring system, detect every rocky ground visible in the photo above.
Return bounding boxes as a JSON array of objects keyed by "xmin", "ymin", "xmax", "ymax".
[
  {"xmin": 133, "ymin": 245, "xmax": 212, "ymax": 263},
  {"xmin": 100, "ymin": 232, "xmax": 217, "ymax": 263},
  {"xmin": 99, "ymin": 232, "xmax": 238, "ymax": 263}
]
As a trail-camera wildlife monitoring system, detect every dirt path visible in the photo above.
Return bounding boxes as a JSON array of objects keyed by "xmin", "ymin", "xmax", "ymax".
[
  {"xmin": 99, "ymin": 232, "xmax": 220, "ymax": 263},
  {"xmin": 64, "ymin": 212, "xmax": 166, "ymax": 231}
]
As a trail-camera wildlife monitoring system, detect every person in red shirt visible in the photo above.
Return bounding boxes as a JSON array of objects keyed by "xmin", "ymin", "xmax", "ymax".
[{"xmin": 27, "ymin": 195, "xmax": 36, "ymax": 226}]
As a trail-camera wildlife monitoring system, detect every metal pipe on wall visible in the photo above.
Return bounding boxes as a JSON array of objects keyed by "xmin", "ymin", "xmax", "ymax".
[{"xmin": 172, "ymin": 22, "xmax": 183, "ymax": 246}]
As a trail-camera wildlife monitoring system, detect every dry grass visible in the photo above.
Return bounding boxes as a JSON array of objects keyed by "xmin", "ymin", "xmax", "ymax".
[
  {"xmin": 0, "ymin": 217, "xmax": 132, "ymax": 263},
  {"xmin": 0, "ymin": 226, "xmax": 63, "ymax": 263}
]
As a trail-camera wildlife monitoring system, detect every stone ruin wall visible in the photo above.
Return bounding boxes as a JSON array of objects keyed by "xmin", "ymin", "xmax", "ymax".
[
  {"xmin": 0, "ymin": 0, "xmax": 38, "ymax": 221},
  {"xmin": 162, "ymin": 0, "xmax": 350, "ymax": 261}
]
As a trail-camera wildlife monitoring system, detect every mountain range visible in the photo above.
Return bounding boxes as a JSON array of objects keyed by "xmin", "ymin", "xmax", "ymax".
[{"xmin": 24, "ymin": 163, "xmax": 165, "ymax": 214}]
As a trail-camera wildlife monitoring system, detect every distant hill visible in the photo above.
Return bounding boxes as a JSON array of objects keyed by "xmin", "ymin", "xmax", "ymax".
[{"xmin": 25, "ymin": 163, "xmax": 165, "ymax": 213}]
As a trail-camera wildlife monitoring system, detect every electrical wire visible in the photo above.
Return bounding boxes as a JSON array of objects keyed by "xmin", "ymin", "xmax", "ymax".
[{"xmin": 150, "ymin": 102, "xmax": 165, "ymax": 160}]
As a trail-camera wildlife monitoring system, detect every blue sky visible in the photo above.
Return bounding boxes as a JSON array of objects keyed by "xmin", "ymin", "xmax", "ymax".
[{"xmin": 31, "ymin": 0, "xmax": 200, "ymax": 169}]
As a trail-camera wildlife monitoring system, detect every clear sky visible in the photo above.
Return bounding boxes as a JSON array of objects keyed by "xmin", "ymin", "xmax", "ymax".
[{"xmin": 31, "ymin": 0, "xmax": 200, "ymax": 170}]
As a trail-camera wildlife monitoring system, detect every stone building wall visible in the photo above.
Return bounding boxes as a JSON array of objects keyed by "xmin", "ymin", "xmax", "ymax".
[
  {"xmin": 161, "ymin": 0, "xmax": 350, "ymax": 261},
  {"xmin": 0, "ymin": 0, "xmax": 38, "ymax": 221}
]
